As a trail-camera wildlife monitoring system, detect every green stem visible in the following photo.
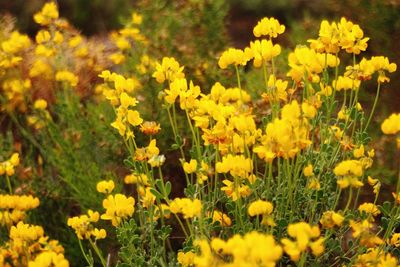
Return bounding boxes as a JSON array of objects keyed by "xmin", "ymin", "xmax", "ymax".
[
  {"xmin": 364, "ymin": 82, "xmax": 381, "ymax": 131},
  {"xmin": 89, "ymin": 238, "xmax": 106, "ymax": 267},
  {"xmin": 78, "ymin": 239, "xmax": 93, "ymax": 267},
  {"xmin": 6, "ymin": 175, "xmax": 12, "ymax": 194},
  {"xmin": 344, "ymin": 188, "xmax": 353, "ymax": 212}
]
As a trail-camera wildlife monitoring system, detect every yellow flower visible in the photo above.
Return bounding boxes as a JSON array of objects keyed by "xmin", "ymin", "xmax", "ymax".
[
  {"xmin": 253, "ymin": 17, "xmax": 285, "ymax": 38},
  {"xmin": 33, "ymin": 2, "xmax": 59, "ymax": 26},
  {"xmin": 194, "ymin": 232, "xmax": 282, "ymax": 266},
  {"xmin": 333, "ymin": 76, "xmax": 360, "ymax": 91},
  {"xmin": 124, "ymin": 173, "xmax": 148, "ymax": 185},
  {"xmin": 183, "ymin": 159, "xmax": 197, "ymax": 174},
  {"xmin": 10, "ymin": 221, "xmax": 44, "ymax": 241},
  {"xmin": 210, "ymin": 210, "xmax": 231, "ymax": 227},
  {"xmin": 254, "ymin": 101, "xmax": 312, "ymax": 161},
  {"xmin": 177, "ymin": 251, "xmax": 195, "ymax": 267},
  {"xmin": 55, "ymin": 70, "xmax": 79, "ymax": 87},
  {"xmin": 92, "ymin": 228, "xmax": 107, "ymax": 240},
  {"xmin": 29, "ymin": 60, "xmax": 53, "ymax": 78},
  {"xmin": 390, "ymin": 233, "xmax": 400, "ymax": 247},
  {"xmin": 353, "ymin": 145, "xmax": 365, "ymax": 158},
  {"xmin": 334, "ymin": 160, "xmax": 364, "ymax": 189},
  {"xmin": 334, "ymin": 160, "xmax": 363, "ymax": 177},
  {"xmin": 169, "ymin": 198, "xmax": 201, "ymax": 219},
  {"xmin": 127, "ymin": 110, "xmax": 143, "ymax": 126},
  {"xmin": 302, "ymin": 102, "xmax": 317, "ymax": 118},
  {"xmin": 0, "ymin": 194, "xmax": 40, "ymax": 210},
  {"xmin": 248, "ymin": 200, "xmax": 275, "ymax": 226},
  {"xmin": 216, "ymin": 154, "xmax": 253, "ymax": 180},
  {"xmin": 350, "ymin": 219, "xmax": 383, "ymax": 248},
  {"xmin": 28, "ymin": 251, "xmax": 69, "ymax": 267},
  {"xmin": 308, "ymin": 20, "xmax": 340, "ymax": 54},
  {"xmin": 303, "ymin": 164, "xmax": 314, "ymax": 177},
  {"xmin": 131, "ymin": 12, "xmax": 143, "ymax": 25},
  {"xmin": 34, "ymin": 99, "xmax": 48, "ymax": 110},
  {"xmin": 1, "ymin": 31, "xmax": 31, "ymax": 54},
  {"xmin": 35, "ymin": 30, "xmax": 51, "ymax": 44},
  {"xmin": 68, "ymin": 35, "xmax": 82, "ymax": 48},
  {"xmin": 320, "ymin": 211, "xmax": 344, "ymax": 229},
  {"xmin": 109, "ymin": 52, "xmax": 125, "ymax": 64},
  {"xmin": 244, "ymin": 39, "xmax": 281, "ymax": 67},
  {"xmin": 381, "ymin": 113, "xmax": 400, "ymax": 135},
  {"xmin": 288, "ymin": 47, "xmax": 339, "ymax": 83},
  {"xmin": 358, "ymin": 202, "xmax": 380, "ymax": 217},
  {"xmin": 67, "ymin": 210, "xmax": 102, "ymax": 240},
  {"xmin": 9, "ymin": 153, "xmax": 20, "ymax": 167},
  {"xmin": 369, "ymin": 56, "xmax": 397, "ymax": 83},
  {"xmin": 101, "ymin": 194, "xmax": 135, "ymax": 226},
  {"xmin": 96, "ymin": 180, "xmax": 115, "ymax": 194},
  {"xmin": 281, "ymin": 222, "xmax": 323, "ymax": 262},
  {"xmin": 220, "ymin": 179, "xmax": 251, "ymax": 201},
  {"xmin": 218, "ymin": 48, "xmax": 250, "ymax": 69},
  {"xmin": 140, "ymin": 121, "xmax": 161, "ymax": 135},
  {"xmin": 354, "ymin": 248, "xmax": 399, "ymax": 267},
  {"xmin": 248, "ymin": 200, "xmax": 273, "ymax": 216},
  {"xmin": 152, "ymin": 57, "xmax": 185, "ymax": 83}
]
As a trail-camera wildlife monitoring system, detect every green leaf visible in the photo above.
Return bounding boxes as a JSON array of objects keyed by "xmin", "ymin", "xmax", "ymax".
[
  {"xmin": 149, "ymin": 188, "xmax": 163, "ymax": 201},
  {"xmin": 165, "ymin": 181, "xmax": 172, "ymax": 196}
]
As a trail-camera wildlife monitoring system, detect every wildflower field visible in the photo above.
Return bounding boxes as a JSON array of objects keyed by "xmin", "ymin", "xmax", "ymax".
[{"xmin": 1, "ymin": 1, "xmax": 400, "ymax": 266}]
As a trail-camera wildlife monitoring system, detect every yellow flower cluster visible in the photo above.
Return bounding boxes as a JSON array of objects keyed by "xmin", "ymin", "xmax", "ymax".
[
  {"xmin": 253, "ymin": 17, "xmax": 285, "ymax": 38},
  {"xmin": 177, "ymin": 251, "xmax": 195, "ymax": 267},
  {"xmin": 27, "ymin": 98, "xmax": 51, "ymax": 130},
  {"xmin": 353, "ymin": 248, "xmax": 399, "ymax": 267},
  {"xmin": 210, "ymin": 210, "xmax": 232, "ymax": 227},
  {"xmin": 33, "ymin": 2, "xmax": 59, "ymax": 26},
  {"xmin": 248, "ymin": 200, "xmax": 275, "ymax": 226},
  {"xmin": 67, "ymin": 210, "xmax": 107, "ymax": 240},
  {"xmin": 218, "ymin": 48, "xmax": 250, "ymax": 69},
  {"xmin": 140, "ymin": 121, "xmax": 161, "ymax": 135},
  {"xmin": 245, "ymin": 39, "xmax": 281, "ymax": 68},
  {"xmin": 194, "ymin": 231, "xmax": 282, "ymax": 267},
  {"xmin": 281, "ymin": 222, "xmax": 324, "ymax": 262},
  {"xmin": 108, "ymin": 12, "xmax": 147, "ymax": 65},
  {"xmin": 308, "ymin": 18, "xmax": 369, "ymax": 54},
  {"xmin": 381, "ymin": 113, "xmax": 400, "ymax": 135},
  {"xmin": 96, "ymin": 180, "xmax": 115, "ymax": 194},
  {"xmin": 288, "ymin": 46, "xmax": 340, "ymax": 83},
  {"xmin": 55, "ymin": 70, "xmax": 79, "ymax": 87},
  {"xmin": 254, "ymin": 101, "xmax": 312, "ymax": 161},
  {"xmin": 218, "ymin": 17, "xmax": 284, "ymax": 73},
  {"xmin": 28, "ymin": 251, "xmax": 69, "ymax": 267},
  {"xmin": 1, "ymin": 221, "xmax": 68, "ymax": 267},
  {"xmin": 390, "ymin": 233, "xmax": 400, "ymax": 247},
  {"xmin": 10, "ymin": 221, "xmax": 44, "ymax": 241},
  {"xmin": 319, "ymin": 211, "xmax": 344, "ymax": 229},
  {"xmin": 100, "ymin": 71, "xmax": 143, "ymax": 138},
  {"xmin": 164, "ymin": 78, "xmax": 201, "ymax": 109},
  {"xmin": 134, "ymin": 139, "xmax": 165, "ymax": 167},
  {"xmin": 169, "ymin": 198, "xmax": 201, "ymax": 219},
  {"xmin": 344, "ymin": 56, "xmax": 397, "ymax": 83},
  {"xmin": 358, "ymin": 202, "xmax": 380, "ymax": 218},
  {"xmin": 350, "ymin": 219, "xmax": 383, "ymax": 248},
  {"xmin": 334, "ymin": 160, "xmax": 364, "ymax": 189},
  {"xmin": 0, "ymin": 194, "xmax": 40, "ymax": 226},
  {"xmin": 0, "ymin": 152, "xmax": 20, "ymax": 176},
  {"xmin": 152, "ymin": 57, "xmax": 185, "ymax": 83},
  {"xmin": 216, "ymin": 154, "xmax": 253, "ymax": 180},
  {"xmin": 101, "ymin": 194, "xmax": 135, "ymax": 226},
  {"xmin": 183, "ymin": 159, "xmax": 197, "ymax": 174}
]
